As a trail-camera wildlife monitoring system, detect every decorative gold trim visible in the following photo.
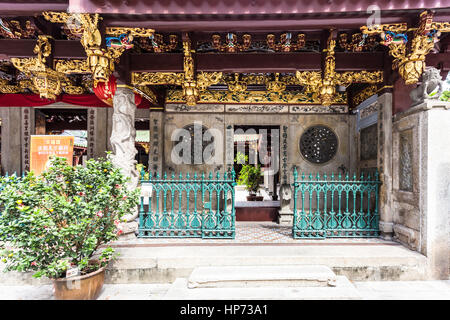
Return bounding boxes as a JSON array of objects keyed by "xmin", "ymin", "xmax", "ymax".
[
  {"xmin": 133, "ymin": 86, "xmax": 158, "ymax": 104},
  {"xmin": 54, "ymin": 59, "xmax": 90, "ymax": 74},
  {"xmin": 352, "ymin": 85, "xmax": 379, "ymax": 106},
  {"xmin": 105, "ymin": 27, "xmax": 154, "ymax": 37},
  {"xmin": 376, "ymin": 85, "xmax": 394, "ymax": 93},
  {"xmin": 131, "ymin": 72, "xmax": 184, "ymax": 86},
  {"xmin": 360, "ymin": 23, "xmax": 408, "ymax": 35},
  {"xmin": 165, "ymin": 89, "xmax": 346, "ymax": 105}
]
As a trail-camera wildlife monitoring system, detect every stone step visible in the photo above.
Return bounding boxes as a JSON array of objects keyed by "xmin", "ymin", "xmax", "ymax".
[
  {"xmin": 187, "ymin": 265, "xmax": 337, "ymax": 288},
  {"xmin": 1, "ymin": 243, "xmax": 429, "ymax": 285},
  {"xmin": 165, "ymin": 276, "xmax": 362, "ymax": 300}
]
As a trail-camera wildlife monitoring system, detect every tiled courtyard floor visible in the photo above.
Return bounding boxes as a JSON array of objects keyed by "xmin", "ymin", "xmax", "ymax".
[{"xmin": 115, "ymin": 221, "xmax": 391, "ymax": 245}]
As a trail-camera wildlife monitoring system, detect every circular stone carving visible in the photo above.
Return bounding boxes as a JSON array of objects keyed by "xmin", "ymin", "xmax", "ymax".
[
  {"xmin": 299, "ymin": 125, "xmax": 338, "ymax": 164},
  {"xmin": 177, "ymin": 124, "xmax": 214, "ymax": 164}
]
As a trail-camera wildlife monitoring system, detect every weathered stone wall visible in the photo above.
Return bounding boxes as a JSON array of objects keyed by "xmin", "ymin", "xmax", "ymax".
[
  {"xmin": 158, "ymin": 103, "xmax": 357, "ymax": 221},
  {"xmin": 392, "ymin": 106, "xmax": 423, "ymax": 251},
  {"xmin": 161, "ymin": 103, "xmax": 356, "ymax": 180},
  {"xmin": 392, "ymin": 101, "xmax": 450, "ymax": 279},
  {"xmin": 0, "ymin": 103, "xmax": 115, "ymax": 174},
  {"xmin": 0, "ymin": 107, "xmax": 23, "ymax": 175}
]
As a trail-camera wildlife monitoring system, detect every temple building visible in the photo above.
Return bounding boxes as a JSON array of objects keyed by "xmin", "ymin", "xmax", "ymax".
[{"xmin": 0, "ymin": 0, "xmax": 449, "ymax": 280}]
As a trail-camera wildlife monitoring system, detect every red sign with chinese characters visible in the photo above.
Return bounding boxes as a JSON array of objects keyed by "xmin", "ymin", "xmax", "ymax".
[{"xmin": 30, "ymin": 135, "xmax": 74, "ymax": 175}]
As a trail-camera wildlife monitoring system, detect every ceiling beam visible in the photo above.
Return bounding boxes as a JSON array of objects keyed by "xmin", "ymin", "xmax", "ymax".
[
  {"xmin": 0, "ymin": 39, "xmax": 447, "ymax": 77},
  {"xmin": 128, "ymin": 52, "xmax": 386, "ymax": 73},
  {"xmin": 0, "ymin": 39, "xmax": 86, "ymax": 59}
]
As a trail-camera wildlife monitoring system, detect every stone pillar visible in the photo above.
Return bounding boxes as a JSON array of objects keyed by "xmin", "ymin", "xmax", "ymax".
[
  {"xmin": 377, "ymin": 93, "xmax": 394, "ymax": 240},
  {"xmin": 110, "ymin": 86, "xmax": 139, "ymax": 239},
  {"xmin": 278, "ymin": 125, "xmax": 293, "ymax": 225},
  {"xmin": 424, "ymin": 103, "xmax": 450, "ymax": 279},
  {"xmin": 149, "ymin": 111, "xmax": 163, "ymax": 175},
  {"xmin": 0, "ymin": 107, "xmax": 22, "ymax": 175},
  {"xmin": 93, "ymin": 107, "xmax": 108, "ymax": 159},
  {"xmin": 392, "ymin": 101, "xmax": 450, "ymax": 279},
  {"xmin": 21, "ymin": 107, "xmax": 34, "ymax": 173}
]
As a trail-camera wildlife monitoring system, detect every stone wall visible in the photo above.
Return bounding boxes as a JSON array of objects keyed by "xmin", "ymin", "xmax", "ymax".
[
  {"xmin": 0, "ymin": 103, "xmax": 114, "ymax": 174},
  {"xmin": 392, "ymin": 101, "xmax": 450, "ymax": 279},
  {"xmin": 161, "ymin": 103, "xmax": 356, "ymax": 180}
]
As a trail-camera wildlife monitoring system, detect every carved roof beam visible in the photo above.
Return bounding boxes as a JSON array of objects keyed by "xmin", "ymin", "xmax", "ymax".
[
  {"xmin": 295, "ymin": 29, "xmax": 383, "ymax": 106},
  {"xmin": 131, "ymin": 34, "xmax": 222, "ymax": 106},
  {"xmin": 9, "ymin": 35, "xmax": 84, "ymax": 99},
  {"xmin": 42, "ymin": 11, "xmax": 154, "ymax": 86},
  {"xmin": 361, "ymin": 10, "xmax": 450, "ymax": 85}
]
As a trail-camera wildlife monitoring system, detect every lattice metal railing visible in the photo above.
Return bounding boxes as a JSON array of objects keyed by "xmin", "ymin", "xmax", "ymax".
[
  {"xmin": 138, "ymin": 170, "xmax": 236, "ymax": 239},
  {"xmin": 292, "ymin": 169, "xmax": 381, "ymax": 239}
]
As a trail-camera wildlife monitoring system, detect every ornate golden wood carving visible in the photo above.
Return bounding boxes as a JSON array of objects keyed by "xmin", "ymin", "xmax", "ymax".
[
  {"xmin": 10, "ymin": 35, "xmax": 85, "ymax": 98},
  {"xmin": 352, "ymin": 85, "xmax": 379, "ymax": 106},
  {"xmin": 131, "ymin": 36, "xmax": 223, "ymax": 106},
  {"xmin": 11, "ymin": 35, "xmax": 63, "ymax": 99},
  {"xmin": 54, "ymin": 59, "xmax": 90, "ymax": 74},
  {"xmin": 43, "ymin": 12, "xmax": 154, "ymax": 86},
  {"xmin": 295, "ymin": 31, "xmax": 383, "ymax": 106},
  {"xmin": 361, "ymin": 10, "xmax": 450, "ymax": 84},
  {"xmin": 166, "ymin": 89, "xmax": 346, "ymax": 105}
]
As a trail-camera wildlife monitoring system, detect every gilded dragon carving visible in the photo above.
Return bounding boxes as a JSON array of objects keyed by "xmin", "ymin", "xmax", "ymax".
[
  {"xmin": 361, "ymin": 10, "xmax": 450, "ymax": 84},
  {"xmin": 43, "ymin": 12, "xmax": 154, "ymax": 86}
]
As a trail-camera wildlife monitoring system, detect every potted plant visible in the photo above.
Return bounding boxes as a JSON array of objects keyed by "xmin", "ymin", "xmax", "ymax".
[
  {"xmin": 235, "ymin": 153, "xmax": 263, "ymax": 201},
  {"xmin": 0, "ymin": 156, "xmax": 139, "ymax": 300}
]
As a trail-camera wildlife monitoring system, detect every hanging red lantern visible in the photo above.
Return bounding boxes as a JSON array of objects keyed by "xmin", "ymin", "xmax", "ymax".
[{"xmin": 93, "ymin": 75, "xmax": 142, "ymax": 106}]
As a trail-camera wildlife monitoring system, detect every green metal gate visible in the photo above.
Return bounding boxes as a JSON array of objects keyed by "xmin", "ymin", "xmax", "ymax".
[
  {"xmin": 292, "ymin": 169, "xmax": 381, "ymax": 239},
  {"xmin": 138, "ymin": 170, "xmax": 236, "ymax": 239}
]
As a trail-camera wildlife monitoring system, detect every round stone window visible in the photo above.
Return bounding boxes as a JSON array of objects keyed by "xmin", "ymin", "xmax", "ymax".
[
  {"xmin": 175, "ymin": 124, "xmax": 214, "ymax": 164},
  {"xmin": 299, "ymin": 125, "xmax": 338, "ymax": 164}
]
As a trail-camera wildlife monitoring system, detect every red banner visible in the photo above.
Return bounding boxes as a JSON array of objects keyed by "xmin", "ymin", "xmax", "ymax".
[{"xmin": 0, "ymin": 93, "xmax": 152, "ymax": 109}]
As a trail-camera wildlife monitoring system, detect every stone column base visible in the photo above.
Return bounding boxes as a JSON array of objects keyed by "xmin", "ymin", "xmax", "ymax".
[
  {"xmin": 278, "ymin": 211, "xmax": 293, "ymax": 226},
  {"xmin": 379, "ymin": 221, "xmax": 394, "ymax": 241}
]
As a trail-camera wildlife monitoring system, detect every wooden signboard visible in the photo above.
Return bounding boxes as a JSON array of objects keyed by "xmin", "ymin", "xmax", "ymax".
[{"xmin": 30, "ymin": 135, "xmax": 74, "ymax": 175}]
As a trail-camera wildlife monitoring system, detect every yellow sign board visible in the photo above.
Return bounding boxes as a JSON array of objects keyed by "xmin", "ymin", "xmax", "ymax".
[{"xmin": 30, "ymin": 135, "xmax": 74, "ymax": 175}]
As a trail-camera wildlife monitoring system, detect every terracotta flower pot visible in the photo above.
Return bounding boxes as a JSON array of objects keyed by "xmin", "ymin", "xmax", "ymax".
[{"xmin": 53, "ymin": 266, "xmax": 105, "ymax": 300}]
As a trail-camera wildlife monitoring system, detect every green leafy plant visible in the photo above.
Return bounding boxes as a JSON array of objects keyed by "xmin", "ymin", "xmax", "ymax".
[
  {"xmin": 440, "ymin": 90, "xmax": 450, "ymax": 102},
  {"xmin": 235, "ymin": 152, "xmax": 261, "ymax": 194},
  {"xmin": 0, "ymin": 156, "xmax": 139, "ymax": 279}
]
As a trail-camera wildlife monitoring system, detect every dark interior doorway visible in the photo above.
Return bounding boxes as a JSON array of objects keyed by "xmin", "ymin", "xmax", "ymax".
[{"xmin": 233, "ymin": 125, "xmax": 280, "ymax": 222}]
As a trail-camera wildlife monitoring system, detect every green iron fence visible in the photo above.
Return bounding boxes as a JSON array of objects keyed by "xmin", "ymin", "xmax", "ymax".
[
  {"xmin": 138, "ymin": 170, "xmax": 236, "ymax": 239},
  {"xmin": 292, "ymin": 169, "xmax": 381, "ymax": 239}
]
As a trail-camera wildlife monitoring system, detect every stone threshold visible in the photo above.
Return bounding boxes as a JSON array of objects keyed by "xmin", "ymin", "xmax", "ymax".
[{"xmin": 107, "ymin": 241, "xmax": 402, "ymax": 248}]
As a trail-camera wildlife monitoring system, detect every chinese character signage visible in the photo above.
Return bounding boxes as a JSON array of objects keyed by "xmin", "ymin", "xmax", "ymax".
[{"xmin": 30, "ymin": 135, "xmax": 74, "ymax": 175}]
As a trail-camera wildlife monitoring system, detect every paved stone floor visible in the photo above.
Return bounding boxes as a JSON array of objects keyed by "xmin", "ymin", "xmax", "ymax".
[
  {"xmin": 124, "ymin": 221, "xmax": 387, "ymax": 244},
  {"xmin": 0, "ymin": 280, "xmax": 448, "ymax": 300}
]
